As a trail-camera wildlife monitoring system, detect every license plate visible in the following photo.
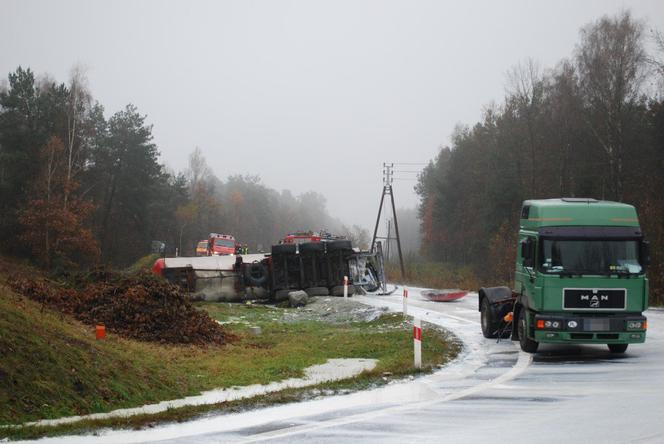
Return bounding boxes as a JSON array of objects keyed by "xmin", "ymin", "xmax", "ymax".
[
  {"xmin": 563, "ymin": 288, "xmax": 626, "ymax": 310},
  {"xmin": 584, "ymin": 318, "xmax": 610, "ymax": 331}
]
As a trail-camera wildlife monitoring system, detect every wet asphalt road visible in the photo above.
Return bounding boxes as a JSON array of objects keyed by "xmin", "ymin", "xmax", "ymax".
[{"xmin": 35, "ymin": 289, "xmax": 664, "ymax": 444}]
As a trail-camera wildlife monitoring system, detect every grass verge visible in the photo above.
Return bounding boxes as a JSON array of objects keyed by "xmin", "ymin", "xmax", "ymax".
[
  {"xmin": 0, "ymin": 259, "xmax": 460, "ymax": 440},
  {"xmin": 385, "ymin": 261, "xmax": 481, "ymax": 290}
]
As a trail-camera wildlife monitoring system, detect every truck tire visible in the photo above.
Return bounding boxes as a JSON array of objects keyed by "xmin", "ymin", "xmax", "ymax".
[
  {"xmin": 327, "ymin": 240, "xmax": 352, "ymax": 251},
  {"xmin": 481, "ymin": 297, "xmax": 500, "ymax": 339},
  {"xmin": 299, "ymin": 242, "xmax": 325, "ymax": 253},
  {"xmin": 518, "ymin": 309, "xmax": 539, "ymax": 353},
  {"xmin": 608, "ymin": 343, "xmax": 628, "ymax": 353},
  {"xmin": 245, "ymin": 261, "xmax": 268, "ymax": 286},
  {"xmin": 272, "ymin": 244, "xmax": 296, "ymax": 255},
  {"xmin": 330, "ymin": 285, "xmax": 355, "ymax": 297},
  {"xmin": 305, "ymin": 286, "xmax": 329, "ymax": 296},
  {"xmin": 274, "ymin": 289, "xmax": 291, "ymax": 302}
]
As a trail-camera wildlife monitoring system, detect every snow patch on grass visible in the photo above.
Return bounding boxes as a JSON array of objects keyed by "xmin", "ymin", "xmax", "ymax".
[{"xmin": 20, "ymin": 358, "xmax": 377, "ymax": 428}]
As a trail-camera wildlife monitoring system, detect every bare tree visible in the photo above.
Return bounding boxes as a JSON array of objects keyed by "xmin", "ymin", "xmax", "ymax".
[
  {"xmin": 547, "ymin": 59, "xmax": 584, "ymax": 196},
  {"xmin": 65, "ymin": 64, "xmax": 91, "ymax": 208},
  {"xmin": 576, "ymin": 11, "xmax": 647, "ymax": 200},
  {"xmin": 649, "ymin": 30, "xmax": 664, "ymax": 93},
  {"xmin": 506, "ymin": 58, "xmax": 543, "ymax": 194},
  {"xmin": 186, "ymin": 146, "xmax": 211, "ymax": 192}
]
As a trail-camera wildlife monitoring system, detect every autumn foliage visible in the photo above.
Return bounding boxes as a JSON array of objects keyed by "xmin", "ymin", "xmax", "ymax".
[{"xmin": 18, "ymin": 136, "xmax": 99, "ymax": 269}]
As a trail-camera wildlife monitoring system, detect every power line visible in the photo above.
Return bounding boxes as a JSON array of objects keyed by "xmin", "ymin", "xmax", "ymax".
[{"xmin": 371, "ymin": 163, "xmax": 406, "ymax": 280}]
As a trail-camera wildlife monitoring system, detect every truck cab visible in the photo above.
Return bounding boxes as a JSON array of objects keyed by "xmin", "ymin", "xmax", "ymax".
[
  {"xmin": 283, "ymin": 231, "xmax": 322, "ymax": 245},
  {"xmin": 208, "ymin": 233, "xmax": 237, "ymax": 256},
  {"xmin": 481, "ymin": 198, "xmax": 649, "ymax": 353}
]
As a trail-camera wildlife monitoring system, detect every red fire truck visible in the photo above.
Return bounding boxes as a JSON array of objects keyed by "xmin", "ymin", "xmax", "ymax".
[
  {"xmin": 208, "ymin": 233, "xmax": 237, "ymax": 255},
  {"xmin": 282, "ymin": 230, "xmax": 344, "ymax": 245},
  {"xmin": 282, "ymin": 231, "xmax": 322, "ymax": 245}
]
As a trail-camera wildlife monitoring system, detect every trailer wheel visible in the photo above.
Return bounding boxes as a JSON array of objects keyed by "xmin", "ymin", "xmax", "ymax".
[
  {"xmin": 607, "ymin": 343, "xmax": 628, "ymax": 353},
  {"xmin": 481, "ymin": 298, "xmax": 499, "ymax": 339},
  {"xmin": 518, "ymin": 309, "xmax": 539, "ymax": 353},
  {"xmin": 299, "ymin": 242, "xmax": 325, "ymax": 253},
  {"xmin": 330, "ymin": 285, "xmax": 355, "ymax": 297},
  {"xmin": 245, "ymin": 261, "xmax": 268, "ymax": 287},
  {"xmin": 327, "ymin": 240, "xmax": 353, "ymax": 251},
  {"xmin": 272, "ymin": 244, "xmax": 297, "ymax": 255},
  {"xmin": 274, "ymin": 289, "xmax": 291, "ymax": 302},
  {"xmin": 305, "ymin": 286, "xmax": 329, "ymax": 296}
]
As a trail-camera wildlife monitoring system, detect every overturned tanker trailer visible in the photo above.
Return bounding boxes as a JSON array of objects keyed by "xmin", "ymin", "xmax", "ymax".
[{"xmin": 151, "ymin": 241, "xmax": 386, "ymax": 302}]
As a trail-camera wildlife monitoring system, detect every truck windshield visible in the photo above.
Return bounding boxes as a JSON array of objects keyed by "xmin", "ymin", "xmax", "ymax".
[
  {"xmin": 214, "ymin": 239, "xmax": 235, "ymax": 248},
  {"xmin": 540, "ymin": 239, "xmax": 642, "ymax": 275}
]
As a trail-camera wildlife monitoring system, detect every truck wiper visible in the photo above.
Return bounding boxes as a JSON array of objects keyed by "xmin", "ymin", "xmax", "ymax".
[
  {"xmin": 559, "ymin": 269, "xmax": 602, "ymax": 278},
  {"xmin": 608, "ymin": 269, "xmax": 636, "ymax": 279}
]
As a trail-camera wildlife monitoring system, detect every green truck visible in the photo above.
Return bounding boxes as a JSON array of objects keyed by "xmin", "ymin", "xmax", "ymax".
[{"xmin": 479, "ymin": 198, "xmax": 649, "ymax": 353}]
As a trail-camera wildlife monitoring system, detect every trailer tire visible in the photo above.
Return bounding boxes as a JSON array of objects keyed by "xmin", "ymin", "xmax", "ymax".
[
  {"xmin": 481, "ymin": 297, "xmax": 500, "ymax": 339},
  {"xmin": 330, "ymin": 285, "xmax": 355, "ymax": 297},
  {"xmin": 327, "ymin": 240, "xmax": 352, "ymax": 252},
  {"xmin": 518, "ymin": 308, "xmax": 539, "ymax": 353},
  {"xmin": 305, "ymin": 286, "xmax": 329, "ymax": 296},
  {"xmin": 274, "ymin": 289, "xmax": 291, "ymax": 302},
  {"xmin": 299, "ymin": 242, "xmax": 325, "ymax": 253},
  {"xmin": 608, "ymin": 343, "xmax": 628, "ymax": 353},
  {"xmin": 245, "ymin": 261, "xmax": 268, "ymax": 287},
  {"xmin": 272, "ymin": 244, "xmax": 296, "ymax": 255}
]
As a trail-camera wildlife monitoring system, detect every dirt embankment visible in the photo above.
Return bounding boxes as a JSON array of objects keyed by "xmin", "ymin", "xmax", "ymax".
[{"xmin": 7, "ymin": 272, "xmax": 232, "ymax": 345}]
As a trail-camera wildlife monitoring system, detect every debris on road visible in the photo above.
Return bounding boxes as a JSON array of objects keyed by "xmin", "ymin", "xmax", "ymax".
[
  {"xmin": 280, "ymin": 296, "xmax": 388, "ymax": 324},
  {"xmin": 288, "ymin": 290, "xmax": 309, "ymax": 308},
  {"xmin": 421, "ymin": 289, "xmax": 468, "ymax": 302}
]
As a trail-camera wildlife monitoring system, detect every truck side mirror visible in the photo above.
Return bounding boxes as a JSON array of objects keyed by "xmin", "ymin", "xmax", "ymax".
[{"xmin": 641, "ymin": 240, "xmax": 650, "ymax": 268}]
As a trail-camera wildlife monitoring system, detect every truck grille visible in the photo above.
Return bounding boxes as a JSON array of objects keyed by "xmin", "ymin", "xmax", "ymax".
[{"xmin": 563, "ymin": 288, "xmax": 626, "ymax": 311}]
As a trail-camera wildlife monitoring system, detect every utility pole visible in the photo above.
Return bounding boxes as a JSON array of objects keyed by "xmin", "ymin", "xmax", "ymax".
[
  {"xmin": 371, "ymin": 163, "xmax": 406, "ymax": 279},
  {"xmin": 385, "ymin": 219, "xmax": 391, "ymax": 263}
]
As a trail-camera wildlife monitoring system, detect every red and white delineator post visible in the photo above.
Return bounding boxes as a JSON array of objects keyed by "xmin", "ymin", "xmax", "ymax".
[
  {"xmin": 402, "ymin": 287, "xmax": 409, "ymax": 316},
  {"xmin": 343, "ymin": 276, "xmax": 349, "ymax": 299},
  {"xmin": 413, "ymin": 318, "xmax": 422, "ymax": 369}
]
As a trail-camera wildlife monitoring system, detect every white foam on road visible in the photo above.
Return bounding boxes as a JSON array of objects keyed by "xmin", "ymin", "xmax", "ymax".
[
  {"xmin": 19, "ymin": 358, "xmax": 377, "ymax": 429},
  {"xmin": 22, "ymin": 287, "xmax": 532, "ymax": 444}
]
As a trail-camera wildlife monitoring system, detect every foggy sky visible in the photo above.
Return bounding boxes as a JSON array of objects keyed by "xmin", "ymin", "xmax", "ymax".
[{"xmin": 2, "ymin": 0, "xmax": 664, "ymax": 233}]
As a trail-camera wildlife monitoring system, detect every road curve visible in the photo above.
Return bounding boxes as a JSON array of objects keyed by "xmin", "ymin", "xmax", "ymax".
[{"xmin": 32, "ymin": 288, "xmax": 664, "ymax": 444}]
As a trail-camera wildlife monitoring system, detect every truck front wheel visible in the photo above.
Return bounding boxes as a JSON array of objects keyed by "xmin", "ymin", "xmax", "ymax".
[
  {"xmin": 608, "ymin": 343, "xmax": 628, "ymax": 353},
  {"xmin": 481, "ymin": 298, "xmax": 499, "ymax": 338},
  {"xmin": 517, "ymin": 309, "xmax": 539, "ymax": 353}
]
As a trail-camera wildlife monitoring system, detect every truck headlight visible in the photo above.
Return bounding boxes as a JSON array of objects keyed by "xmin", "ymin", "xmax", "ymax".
[
  {"xmin": 626, "ymin": 321, "xmax": 644, "ymax": 330},
  {"xmin": 541, "ymin": 319, "xmax": 562, "ymax": 330}
]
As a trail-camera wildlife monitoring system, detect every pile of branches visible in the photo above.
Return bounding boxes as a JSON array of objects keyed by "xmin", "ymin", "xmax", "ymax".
[{"xmin": 8, "ymin": 272, "xmax": 230, "ymax": 345}]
